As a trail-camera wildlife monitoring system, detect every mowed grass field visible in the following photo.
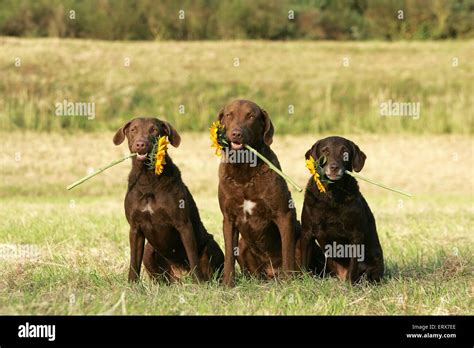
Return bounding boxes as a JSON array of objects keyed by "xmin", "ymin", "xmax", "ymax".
[{"xmin": 0, "ymin": 131, "xmax": 472, "ymax": 315}]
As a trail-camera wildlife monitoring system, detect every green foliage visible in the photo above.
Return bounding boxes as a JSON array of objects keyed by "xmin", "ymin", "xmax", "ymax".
[{"xmin": 0, "ymin": 0, "xmax": 472, "ymax": 40}]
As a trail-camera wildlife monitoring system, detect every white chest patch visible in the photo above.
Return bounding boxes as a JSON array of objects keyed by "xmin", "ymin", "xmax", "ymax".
[
  {"xmin": 141, "ymin": 202, "xmax": 154, "ymax": 215},
  {"xmin": 242, "ymin": 200, "xmax": 256, "ymax": 216}
]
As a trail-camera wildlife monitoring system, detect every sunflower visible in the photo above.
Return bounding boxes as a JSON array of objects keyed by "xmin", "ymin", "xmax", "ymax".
[
  {"xmin": 209, "ymin": 120, "xmax": 228, "ymax": 156},
  {"xmin": 154, "ymin": 136, "xmax": 169, "ymax": 175},
  {"xmin": 146, "ymin": 135, "xmax": 169, "ymax": 175},
  {"xmin": 305, "ymin": 155, "xmax": 327, "ymax": 193}
]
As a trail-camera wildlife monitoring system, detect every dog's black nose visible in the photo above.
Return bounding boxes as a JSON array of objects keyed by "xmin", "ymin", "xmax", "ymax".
[
  {"xmin": 134, "ymin": 140, "xmax": 146, "ymax": 151},
  {"xmin": 231, "ymin": 128, "xmax": 243, "ymax": 141},
  {"xmin": 329, "ymin": 163, "xmax": 339, "ymax": 171}
]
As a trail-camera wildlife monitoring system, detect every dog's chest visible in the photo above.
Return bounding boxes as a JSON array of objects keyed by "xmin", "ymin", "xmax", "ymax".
[
  {"xmin": 229, "ymin": 198, "xmax": 272, "ymax": 229},
  {"xmin": 141, "ymin": 200, "xmax": 155, "ymax": 215},
  {"xmin": 137, "ymin": 196, "xmax": 158, "ymax": 215},
  {"xmin": 312, "ymin": 202, "xmax": 360, "ymax": 240},
  {"xmin": 127, "ymin": 193, "xmax": 169, "ymax": 223},
  {"xmin": 241, "ymin": 199, "xmax": 257, "ymax": 220}
]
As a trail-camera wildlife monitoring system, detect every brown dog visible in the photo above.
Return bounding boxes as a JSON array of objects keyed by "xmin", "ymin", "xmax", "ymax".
[
  {"xmin": 113, "ymin": 117, "xmax": 224, "ymax": 283},
  {"xmin": 216, "ymin": 100, "xmax": 322, "ymax": 286},
  {"xmin": 301, "ymin": 136, "xmax": 384, "ymax": 283}
]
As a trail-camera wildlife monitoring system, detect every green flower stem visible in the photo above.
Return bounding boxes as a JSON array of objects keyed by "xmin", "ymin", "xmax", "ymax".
[
  {"xmin": 345, "ymin": 170, "xmax": 412, "ymax": 197},
  {"xmin": 244, "ymin": 144, "xmax": 303, "ymax": 192},
  {"xmin": 66, "ymin": 153, "xmax": 137, "ymax": 191}
]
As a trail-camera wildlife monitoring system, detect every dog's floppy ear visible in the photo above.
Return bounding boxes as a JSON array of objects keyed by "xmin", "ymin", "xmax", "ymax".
[
  {"xmin": 217, "ymin": 107, "xmax": 224, "ymax": 122},
  {"xmin": 350, "ymin": 141, "xmax": 366, "ymax": 172},
  {"xmin": 260, "ymin": 108, "xmax": 274, "ymax": 146},
  {"xmin": 113, "ymin": 120, "xmax": 132, "ymax": 145},
  {"xmin": 160, "ymin": 120, "xmax": 181, "ymax": 148},
  {"xmin": 305, "ymin": 140, "xmax": 321, "ymax": 160}
]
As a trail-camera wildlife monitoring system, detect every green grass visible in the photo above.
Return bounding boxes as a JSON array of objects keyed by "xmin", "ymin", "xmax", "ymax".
[
  {"xmin": 0, "ymin": 132, "xmax": 472, "ymax": 315},
  {"xmin": 0, "ymin": 194, "xmax": 471, "ymax": 315},
  {"xmin": 0, "ymin": 38, "xmax": 473, "ymax": 134}
]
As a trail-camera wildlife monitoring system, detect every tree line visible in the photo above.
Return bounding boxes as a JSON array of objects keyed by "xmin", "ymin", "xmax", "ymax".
[{"xmin": 0, "ymin": 0, "xmax": 472, "ymax": 40}]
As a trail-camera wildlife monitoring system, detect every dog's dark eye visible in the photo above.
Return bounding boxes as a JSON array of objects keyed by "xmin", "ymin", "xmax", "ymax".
[
  {"xmin": 131, "ymin": 127, "xmax": 137, "ymax": 133},
  {"xmin": 249, "ymin": 114, "xmax": 255, "ymax": 119},
  {"xmin": 226, "ymin": 114, "xmax": 231, "ymax": 118}
]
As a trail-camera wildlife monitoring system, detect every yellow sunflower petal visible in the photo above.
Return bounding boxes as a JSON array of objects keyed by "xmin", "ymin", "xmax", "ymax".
[
  {"xmin": 305, "ymin": 155, "xmax": 316, "ymax": 175},
  {"xmin": 154, "ymin": 136, "xmax": 169, "ymax": 175},
  {"xmin": 209, "ymin": 120, "xmax": 223, "ymax": 156},
  {"xmin": 316, "ymin": 179, "xmax": 326, "ymax": 193},
  {"xmin": 306, "ymin": 155, "xmax": 326, "ymax": 193}
]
